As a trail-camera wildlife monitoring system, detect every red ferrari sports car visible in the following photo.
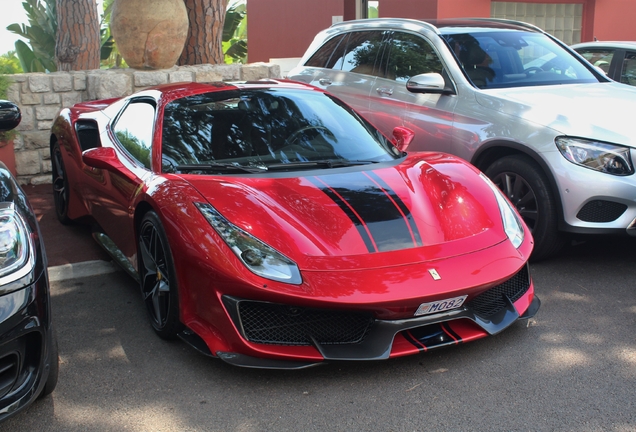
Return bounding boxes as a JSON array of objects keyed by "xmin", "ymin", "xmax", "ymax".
[{"xmin": 50, "ymin": 80, "xmax": 539, "ymax": 369}]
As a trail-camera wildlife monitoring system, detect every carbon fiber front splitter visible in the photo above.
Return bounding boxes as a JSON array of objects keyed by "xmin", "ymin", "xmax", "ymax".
[{"xmin": 213, "ymin": 295, "xmax": 540, "ymax": 369}]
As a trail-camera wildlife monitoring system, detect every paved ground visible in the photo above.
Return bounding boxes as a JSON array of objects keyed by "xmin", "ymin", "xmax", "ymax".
[
  {"xmin": 23, "ymin": 184, "xmax": 111, "ymax": 268},
  {"xmin": 0, "ymin": 232, "xmax": 635, "ymax": 430}
]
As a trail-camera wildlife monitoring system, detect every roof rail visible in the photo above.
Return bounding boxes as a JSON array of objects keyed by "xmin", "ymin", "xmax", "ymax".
[
  {"xmin": 467, "ymin": 17, "xmax": 545, "ymax": 34},
  {"xmin": 331, "ymin": 18, "xmax": 442, "ymax": 35}
]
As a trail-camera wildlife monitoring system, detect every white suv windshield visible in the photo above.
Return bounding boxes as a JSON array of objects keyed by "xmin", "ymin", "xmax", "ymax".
[{"xmin": 442, "ymin": 29, "xmax": 600, "ymax": 89}]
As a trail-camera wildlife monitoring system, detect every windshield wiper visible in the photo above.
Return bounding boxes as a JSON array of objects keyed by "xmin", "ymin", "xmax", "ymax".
[
  {"xmin": 175, "ymin": 163, "xmax": 268, "ymax": 174},
  {"xmin": 266, "ymin": 160, "xmax": 379, "ymax": 170}
]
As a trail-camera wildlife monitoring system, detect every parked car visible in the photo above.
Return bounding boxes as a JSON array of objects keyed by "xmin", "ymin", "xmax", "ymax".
[
  {"xmin": 49, "ymin": 80, "xmax": 538, "ymax": 369},
  {"xmin": 0, "ymin": 101, "xmax": 58, "ymax": 422},
  {"xmin": 289, "ymin": 18, "xmax": 636, "ymax": 260},
  {"xmin": 571, "ymin": 41, "xmax": 636, "ymax": 86}
]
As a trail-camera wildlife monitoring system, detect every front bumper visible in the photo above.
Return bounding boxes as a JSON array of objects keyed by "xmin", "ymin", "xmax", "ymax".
[
  {"xmin": 546, "ymin": 150, "xmax": 636, "ymax": 235},
  {"xmin": 0, "ymin": 271, "xmax": 55, "ymax": 423},
  {"xmin": 213, "ymin": 265, "xmax": 538, "ymax": 369}
]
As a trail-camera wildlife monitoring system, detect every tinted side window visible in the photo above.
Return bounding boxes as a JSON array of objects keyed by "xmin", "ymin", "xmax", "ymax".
[
  {"xmin": 305, "ymin": 34, "xmax": 347, "ymax": 68},
  {"xmin": 330, "ymin": 31, "xmax": 386, "ymax": 76},
  {"xmin": 620, "ymin": 52, "xmax": 636, "ymax": 85},
  {"xmin": 112, "ymin": 101, "xmax": 155, "ymax": 169},
  {"xmin": 383, "ymin": 32, "xmax": 443, "ymax": 82},
  {"xmin": 575, "ymin": 48, "xmax": 614, "ymax": 74}
]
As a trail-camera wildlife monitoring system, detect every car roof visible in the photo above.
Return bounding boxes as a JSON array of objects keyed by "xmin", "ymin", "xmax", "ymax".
[
  {"xmin": 571, "ymin": 41, "xmax": 636, "ymax": 50},
  {"xmin": 330, "ymin": 17, "xmax": 544, "ymax": 35},
  {"xmin": 139, "ymin": 80, "xmax": 320, "ymax": 101}
]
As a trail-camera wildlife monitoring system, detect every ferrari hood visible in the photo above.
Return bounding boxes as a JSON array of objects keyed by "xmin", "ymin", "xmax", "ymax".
[
  {"xmin": 476, "ymin": 82, "xmax": 635, "ymax": 147},
  {"xmin": 183, "ymin": 155, "xmax": 508, "ymax": 267}
]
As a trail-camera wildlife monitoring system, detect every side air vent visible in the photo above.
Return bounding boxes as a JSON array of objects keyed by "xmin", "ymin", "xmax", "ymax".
[{"xmin": 75, "ymin": 121, "xmax": 101, "ymax": 152}]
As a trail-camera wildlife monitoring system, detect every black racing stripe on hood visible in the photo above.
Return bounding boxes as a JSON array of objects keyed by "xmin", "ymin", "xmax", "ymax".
[
  {"xmin": 310, "ymin": 171, "xmax": 420, "ymax": 253},
  {"xmin": 364, "ymin": 170, "xmax": 422, "ymax": 247},
  {"xmin": 308, "ymin": 176, "xmax": 377, "ymax": 253}
]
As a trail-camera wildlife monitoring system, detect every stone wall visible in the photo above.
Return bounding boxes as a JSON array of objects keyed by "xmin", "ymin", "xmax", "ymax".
[{"xmin": 2, "ymin": 62, "xmax": 281, "ymax": 185}]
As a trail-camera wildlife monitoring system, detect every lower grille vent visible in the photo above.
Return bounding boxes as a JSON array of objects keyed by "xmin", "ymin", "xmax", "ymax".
[
  {"xmin": 0, "ymin": 353, "xmax": 19, "ymax": 399},
  {"xmin": 238, "ymin": 302, "xmax": 374, "ymax": 346},
  {"xmin": 577, "ymin": 200, "xmax": 627, "ymax": 223},
  {"xmin": 466, "ymin": 267, "xmax": 531, "ymax": 318}
]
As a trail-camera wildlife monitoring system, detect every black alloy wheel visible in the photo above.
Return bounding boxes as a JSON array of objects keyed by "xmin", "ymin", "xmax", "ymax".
[
  {"xmin": 51, "ymin": 142, "xmax": 71, "ymax": 224},
  {"xmin": 138, "ymin": 211, "xmax": 182, "ymax": 339},
  {"xmin": 485, "ymin": 155, "xmax": 564, "ymax": 261}
]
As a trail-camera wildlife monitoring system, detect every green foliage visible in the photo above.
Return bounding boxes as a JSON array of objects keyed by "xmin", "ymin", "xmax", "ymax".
[
  {"xmin": 0, "ymin": 74, "xmax": 12, "ymax": 100},
  {"xmin": 0, "ymin": 52, "xmax": 23, "ymax": 74},
  {"xmin": 7, "ymin": 0, "xmax": 247, "ymax": 70},
  {"xmin": 368, "ymin": 7, "xmax": 379, "ymax": 18},
  {"xmin": 7, "ymin": 0, "xmax": 57, "ymax": 72},
  {"xmin": 223, "ymin": 2, "xmax": 248, "ymax": 64},
  {"xmin": 0, "ymin": 74, "xmax": 17, "ymax": 141},
  {"xmin": 99, "ymin": 0, "xmax": 126, "ymax": 68}
]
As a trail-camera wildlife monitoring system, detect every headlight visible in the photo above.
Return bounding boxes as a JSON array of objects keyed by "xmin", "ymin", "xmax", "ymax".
[
  {"xmin": 195, "ymin": 203, "xmax": 302, "ymax": 285},
  {"xmin": 480, "ymin": 174, "xmax": 525, "ymax": 248},
  {"xmin": 556, "ymin": 137, "xmax": 634, "ymax": 176},
  {"xmin": 0, "ymin": 203, "xmax": 34, "ymax": 285}
]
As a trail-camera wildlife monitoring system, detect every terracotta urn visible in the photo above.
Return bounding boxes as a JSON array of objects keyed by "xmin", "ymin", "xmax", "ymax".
[{"xmin": 111, "ymin": 0, "xmax": 189, "ymax": 69}]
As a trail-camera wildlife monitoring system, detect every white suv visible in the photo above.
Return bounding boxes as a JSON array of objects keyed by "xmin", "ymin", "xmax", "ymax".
[{"xmin": 289, "ymin": 18, "xmax": 636, "ymax": 260}]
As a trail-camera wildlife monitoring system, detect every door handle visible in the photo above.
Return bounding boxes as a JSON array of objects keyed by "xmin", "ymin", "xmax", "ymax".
[
  {"xmin": 319, "ymin": 78, "xmax": 332, "ymax": 85},
  {"xmin": 376, "ymin": 87, "xmax": 394, "ymax": 96}
]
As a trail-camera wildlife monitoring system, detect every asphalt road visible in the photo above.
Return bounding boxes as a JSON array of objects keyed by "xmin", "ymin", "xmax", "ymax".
[{"xmin": 2, "ymin": 236, "xmax": 635, "ymax": 431}]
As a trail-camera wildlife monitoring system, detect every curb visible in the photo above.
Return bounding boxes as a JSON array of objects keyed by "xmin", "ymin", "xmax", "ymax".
[{"xmin": 48, "ymin": 260, "xmax": 122, "ymax": 282}]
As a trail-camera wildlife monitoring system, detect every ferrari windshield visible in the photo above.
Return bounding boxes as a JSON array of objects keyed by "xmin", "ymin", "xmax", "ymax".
[
  {"xmin": 161, "ymin": 88, "xmax": 398, "ymax": 173},
  {"xmin": 441, "ymin": 29, "xmax": 600, "ymax": 89}
]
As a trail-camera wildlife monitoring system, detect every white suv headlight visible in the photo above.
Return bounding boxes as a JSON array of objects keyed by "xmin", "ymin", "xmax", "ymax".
[
  {"xmin": 0, "ymin": 203, "xmax": 35, "ymax": 288},
  {"xmin": 480, "ymin": 174, "xmax": 525, "ymax": 249},
  {"xmin": 556, "ymin": 137, "xmax": 634, "ymax": 176},
  {"xmin": 195, "ymin": 203, "xmax": 302, "ymax": 285}
]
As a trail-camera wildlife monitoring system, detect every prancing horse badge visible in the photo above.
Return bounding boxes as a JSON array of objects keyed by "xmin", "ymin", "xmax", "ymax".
[{"xmin": 428, "ymin": 269, "xmax": 441, "ymax": 280}]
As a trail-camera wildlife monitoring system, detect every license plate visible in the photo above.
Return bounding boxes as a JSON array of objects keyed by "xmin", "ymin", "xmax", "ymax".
[{"xmin": 415, "ymin": 295, "xmax": 467, "ymax": 316}]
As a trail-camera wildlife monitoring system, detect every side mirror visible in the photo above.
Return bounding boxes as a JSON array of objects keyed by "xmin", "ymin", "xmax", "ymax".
[
  {"xmin": 406, "ymin": 73, "xmax": 449, "ymax": 94},
  {"xmin": 392, "ymin": 126, "xmax": 415, "ymax": 152},
  {"xmin": 0, "ymin": 100, "xmax": 21, "ymax": 132},
  {"xmin": 82, "ymin": 147, "xmax": 125, "ymax": 172}
]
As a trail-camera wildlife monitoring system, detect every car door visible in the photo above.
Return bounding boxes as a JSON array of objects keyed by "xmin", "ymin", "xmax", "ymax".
[
  {"xmin": 376, "ymin": 31, "xmax": 458, "ymax": 153},
  {"xmin": 87, "ymin": 98, "xmax": 155, "ymax": 257},
  {"xmin": 291, "ymin": 30, "xmax": 386, "ymax": 121}
]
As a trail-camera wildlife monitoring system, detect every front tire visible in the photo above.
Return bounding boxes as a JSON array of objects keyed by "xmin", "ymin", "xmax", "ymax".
[
  {"xmin": 38, "ymin": 325, "xmax": 59, "ymax": 399},
  {"xmin": 138, "ymin": 211, "xmax": 182, "ymax": 339},
  {"xmin": 485, "ymin": 155, "xmax": 565, "ymax": 261},
  {"xmin": 51, "ymin": 142, "xmax": 72, "ymax": 224}
]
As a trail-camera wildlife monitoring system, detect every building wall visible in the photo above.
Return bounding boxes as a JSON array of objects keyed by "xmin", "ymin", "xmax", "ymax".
[
  {"xmin": 492, "ymin": 1, "xmax": 585, "ymax": 44},
  {"xmin": 589, "ymin": 0, "xmax": 635, "ymax": 41},
  {"xmin": 248, "ymin": 0, "xmax": 636, "ymax": 63},
  {"xmin": 379, "ymin": 0, "xmax": 440, "ymax": 19},
  {"xmin": 248, "ymin": 0, "xmax": 345, "ymax": 63},
  {"xmin": 380, "ymin": 0, "xmax": 491, "ymax": 20}
]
